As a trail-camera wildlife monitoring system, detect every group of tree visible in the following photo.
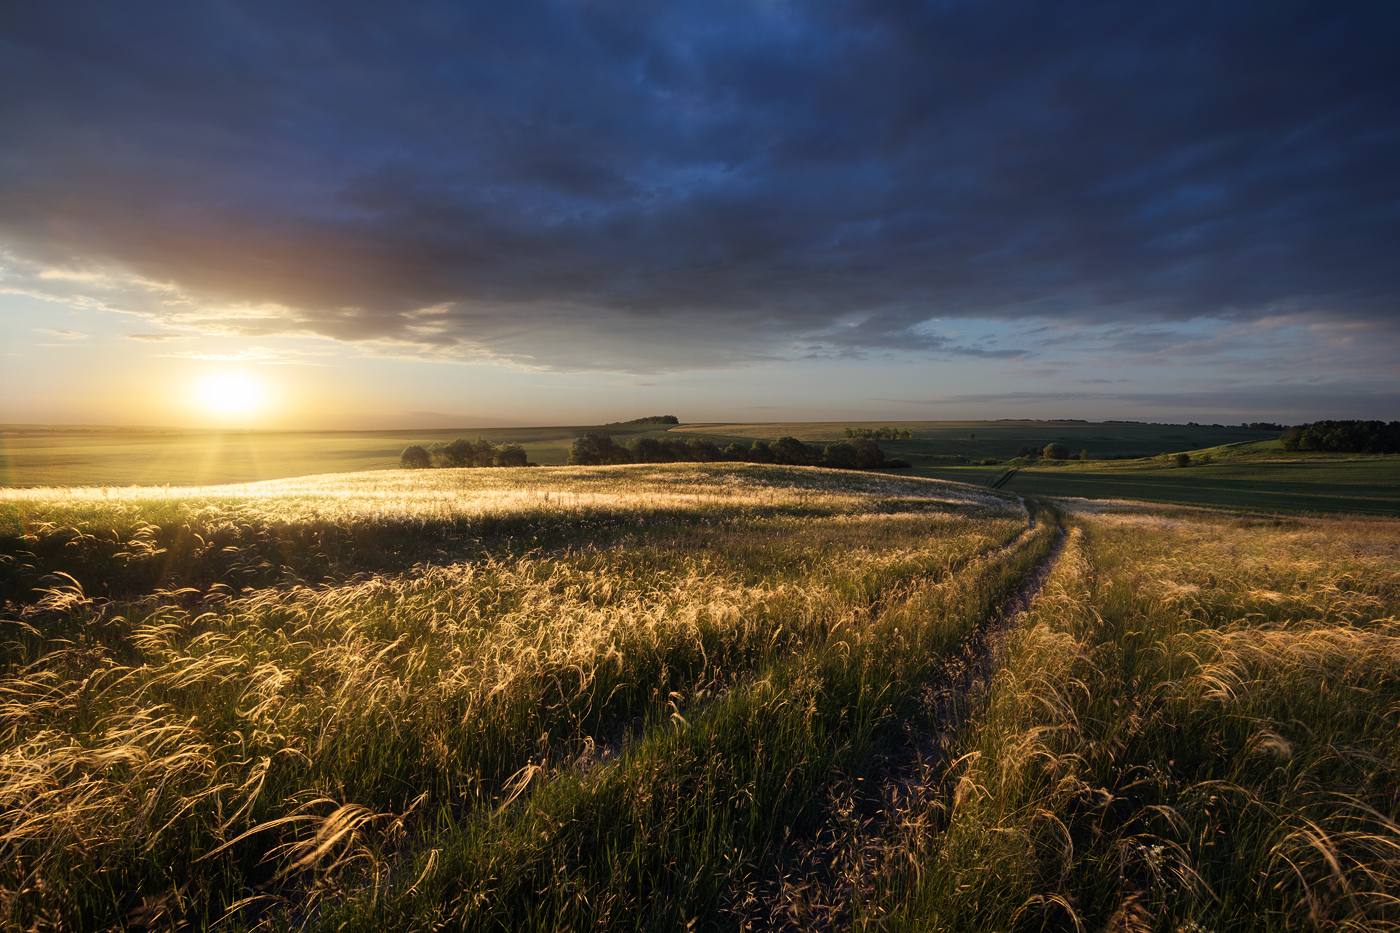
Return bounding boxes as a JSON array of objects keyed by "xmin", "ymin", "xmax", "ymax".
[
  {"xmin": 844, "ymin": 426, "xmax": 914, "ymax": 440},
  {"xmin": 604, "ymin": 415, "xmax": 680, "ymax": 426},
  {"xmin": 568, "ymin": 433, "xmax": 909, "ymax": 469},
  {"xmin": 1015, "ymin": 443, "xmax": 1074, "ymax": 460},
  {"xmin": 1280, "ymin": 420, "xmax": 1400, "ymax": 454},
  {"xmin": 400, "ymin": 437, "xmax": 531, "ymax": 469}
]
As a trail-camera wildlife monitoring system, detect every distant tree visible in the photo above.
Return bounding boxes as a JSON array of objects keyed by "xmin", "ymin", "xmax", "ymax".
[
  {"xmin": 614, "ymin": 415, "xmax": 680, "ymax": 425},
  {"xmin": 722, "ymin": 443, "xmax": 750, "ymax": 462},
  {"xmin": 495, "ymin": 443, "xmax": 528, "ymax": 467},
  {"xmin": 1174, "ymin": 453, "xmax": 1191, "ymax": 467},
  {"xmin": 661, "ymin": 438, "xmax": 692, "ymax": 461},
  {"xmin": 844, "ymin": 426, "xmax": 911, "ymax": 441},
  {"xmin": 771, "ymin": 436, "xmax": 821, "ymax": 466},
  {"xmin": 1043, "ymin": 443, "xmax": 1069, "ymax": 461},
  {"xmin": 822, "ymin": 442, "xmax": 860, "ymax": 470},
  {"xmin": 849, "ymin": 437, "xmax": 886, "ymax": 469},
  {"xmin": 443, "ymin": 438, "xmax": 475, "ymax": 467},
  {"xmin": 400, "ymin": 445, "xmax": 430, "ymax": 469},
  {"xmin": 1016, "ymin": 445, "xmax": 1036, "ymax": 459},
  {"xmin": 628, "ymin": 436, "xmax": 669, "ymax": 463},
  {"xmin": 687, "ymin": 438, "xmax": 723, "ymax": 462},
  {"xmin": 1080, "ymin": 449, "xmax": 1091, "ymax": 461},
  {"xmin": 748, "ymin": 440, "xmax": 775, "ymax": 464},
  {"xmin": 568, "ymin": 433, "xmax": 633, "ymax": 465},
  {"xmin": 1281, "ymin": 420, "xmax": 1400, "ymax": 453},
  {"xmin": 472, "ymin": 438, "xmax": 499, "ymax": 464}
]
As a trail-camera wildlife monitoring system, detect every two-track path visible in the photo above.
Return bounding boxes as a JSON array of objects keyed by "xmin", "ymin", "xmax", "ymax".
[{"xmin": 749, "ymin": 502, "xmax": 1068, "ymax": 931}]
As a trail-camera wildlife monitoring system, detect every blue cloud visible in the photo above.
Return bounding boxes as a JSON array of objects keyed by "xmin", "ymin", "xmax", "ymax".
[{"xmin": 0, "ymin": 0, "xmax": 1396, "ymax": 370}]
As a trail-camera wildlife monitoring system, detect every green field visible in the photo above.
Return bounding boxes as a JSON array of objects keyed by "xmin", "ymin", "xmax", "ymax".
[
  {"xmin": 912, "ymin": 457, "xmax": 1400, "ymax": 515},
  {"xmin": 5, "ymin": 420, "xmax": 1397, "ymax": 517},
  {"xmin": 2, "ymin": 464, "xmax": 1397, "ymax": 931}
]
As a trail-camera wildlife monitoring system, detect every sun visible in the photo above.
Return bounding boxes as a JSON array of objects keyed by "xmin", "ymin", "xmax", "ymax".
[{"xmin": 197, "ymin": 372, "xmax": 267, "ymax": 415}]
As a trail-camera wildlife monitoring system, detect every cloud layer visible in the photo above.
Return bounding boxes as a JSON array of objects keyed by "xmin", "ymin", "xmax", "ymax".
[{"xmin": 2, "ymin": 0, "xmax": 1397, "ymax": 371}]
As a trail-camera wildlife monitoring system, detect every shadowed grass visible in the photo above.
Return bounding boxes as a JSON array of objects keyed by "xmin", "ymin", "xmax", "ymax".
[{"xmin": 878, "ymin": 507, "xmax": 1400, "ymax": 931}]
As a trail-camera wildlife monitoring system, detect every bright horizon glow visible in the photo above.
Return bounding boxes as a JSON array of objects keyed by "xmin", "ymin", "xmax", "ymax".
[{"xmin": 197, "ymin": 372, "xmax": 267, "ymax": 416}]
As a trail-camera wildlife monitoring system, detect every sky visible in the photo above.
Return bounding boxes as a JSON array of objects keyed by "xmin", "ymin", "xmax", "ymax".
[{"xmin": 2, "ymin": 0, "xmax": 1397, "ymax": 429}]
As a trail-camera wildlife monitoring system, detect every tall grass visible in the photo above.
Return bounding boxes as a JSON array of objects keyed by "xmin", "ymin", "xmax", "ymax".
[
  {"xmin": 881, "ymin": 507, "xmax": 1400, "ymax": 931},
  {"xmin": 0, "ymin": 464, "xmax": 1030, "ymax": 931},
  {"xmin": 10, "ymin": 465, "xmax": 1392, "ymax": 931},
  {"xmin": 0, "ymin": 464, "xmax": 1007, "ymax": 604}
]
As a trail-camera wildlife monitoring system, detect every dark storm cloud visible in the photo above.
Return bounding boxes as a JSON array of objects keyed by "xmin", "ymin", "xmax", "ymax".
[{"xmin": 1, "ymin": 0, "xmax": 1397, "ymax": 370}]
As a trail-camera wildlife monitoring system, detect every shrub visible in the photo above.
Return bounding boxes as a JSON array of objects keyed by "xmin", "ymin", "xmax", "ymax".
[
  {"xmin": 748, "ymin": 441, "xmax": 775, "ymax": 464},
  {"xmin": 1174, "ymin": 453, "xmax": 1191, "ymax": 467},
  {"xmin": 400, "ymin": 445, "xmax": 430, "ymax": 469},
  {"xmin": 1042, "ymin": 443, "xmax": 1069, "ymax": 460},
  {"xmin": 722, "ymin": 443, "xmax": 750, "ymax": 462},
  {"xmin": 981, "ymin": 458, "xmax": 1001, "ymax": 465}
]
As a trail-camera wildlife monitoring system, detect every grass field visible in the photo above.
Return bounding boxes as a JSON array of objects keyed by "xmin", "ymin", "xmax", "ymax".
[
  {"xmin": 0, "ymin": 420, "xmax": 1283, "ymax": 489},
  {"xmin": 913, "ymin": 457, "xmax": 1400, "ymax": 516},
  {"xmin": 2, "ymin": 463, "xmax": 1397, "ymax": 931},
  {"xmin": 8, "ymin": 419, "xmax": 1396, "ymax": 517},
  {"xmin": 0, "ymin": 423, "xmax": 676, "ymax": 488}
]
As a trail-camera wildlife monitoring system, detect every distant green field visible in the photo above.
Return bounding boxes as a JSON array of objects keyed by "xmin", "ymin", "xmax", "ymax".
[
  {"xmin": 10, "ymin": 418, "xmax": 1247, "ymax": 487},
  {"xmin": 5, "ymin": 419, "xmax": 1396, "ymax": 516},
  {"xmin": 676, "ymin": 418, "xmax": 1281, "ymax": 461},
  {"xmin": 912, "ymin": 457, "xmax": 1400, "ymax": 515}
]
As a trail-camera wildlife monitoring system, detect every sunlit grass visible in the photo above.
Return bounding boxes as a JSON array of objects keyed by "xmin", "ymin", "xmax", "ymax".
[
  {"xmin": 0, "ymin": 463, "xmax": 1032, "ymax": 930},
  {"xmin": 880, "ymin": 507, "xmax": 1400, "ymax": 931},
  {"xmin": 4, "ymin": 463, "xmax": 1396, "ymax": 931}
]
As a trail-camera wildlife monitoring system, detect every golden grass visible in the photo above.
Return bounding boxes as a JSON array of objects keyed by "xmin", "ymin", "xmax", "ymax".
[
  {"xmin": 882, "ymin": 509, "xmax": 1400, "ymax": 931},
  {"xmin": 0, "ymin": 464, "xmax": 1029, "ymax": 931}
]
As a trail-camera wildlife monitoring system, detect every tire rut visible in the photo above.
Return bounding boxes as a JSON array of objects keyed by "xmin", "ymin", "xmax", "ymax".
[{"xmin": 744, "ymin": 515, "xmax": 1068, "ymax": 932}]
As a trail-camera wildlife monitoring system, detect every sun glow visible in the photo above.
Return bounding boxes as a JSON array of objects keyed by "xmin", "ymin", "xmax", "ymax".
[{"xmin": 197, "ymin": 372, "xmax": 267, "ymax": 415}]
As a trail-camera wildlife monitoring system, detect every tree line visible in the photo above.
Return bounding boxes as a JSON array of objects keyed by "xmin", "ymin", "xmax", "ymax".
[
  {"xmin": 568, "ymin": 433, "xmax": 910, "ymax": 469},
  {"xmin": 400, "ymin": 438, "xmax": 531, "ymax": 469},
  {"xmin": 844, "ymin": 426, "xmax": 914, "ymax": 440},
  {"xmin": 605, "ymin": 415, "xmax": 680, "ymax": 425},
  {"xmin": 1280, "ymin": 420, "xmax": 1400, "ymax": 454}
]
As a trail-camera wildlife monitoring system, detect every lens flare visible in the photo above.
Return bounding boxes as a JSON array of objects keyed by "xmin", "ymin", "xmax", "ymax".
[{"xmin": 198, "ymin": 372, "xmax": 266, "ymax": 415}]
